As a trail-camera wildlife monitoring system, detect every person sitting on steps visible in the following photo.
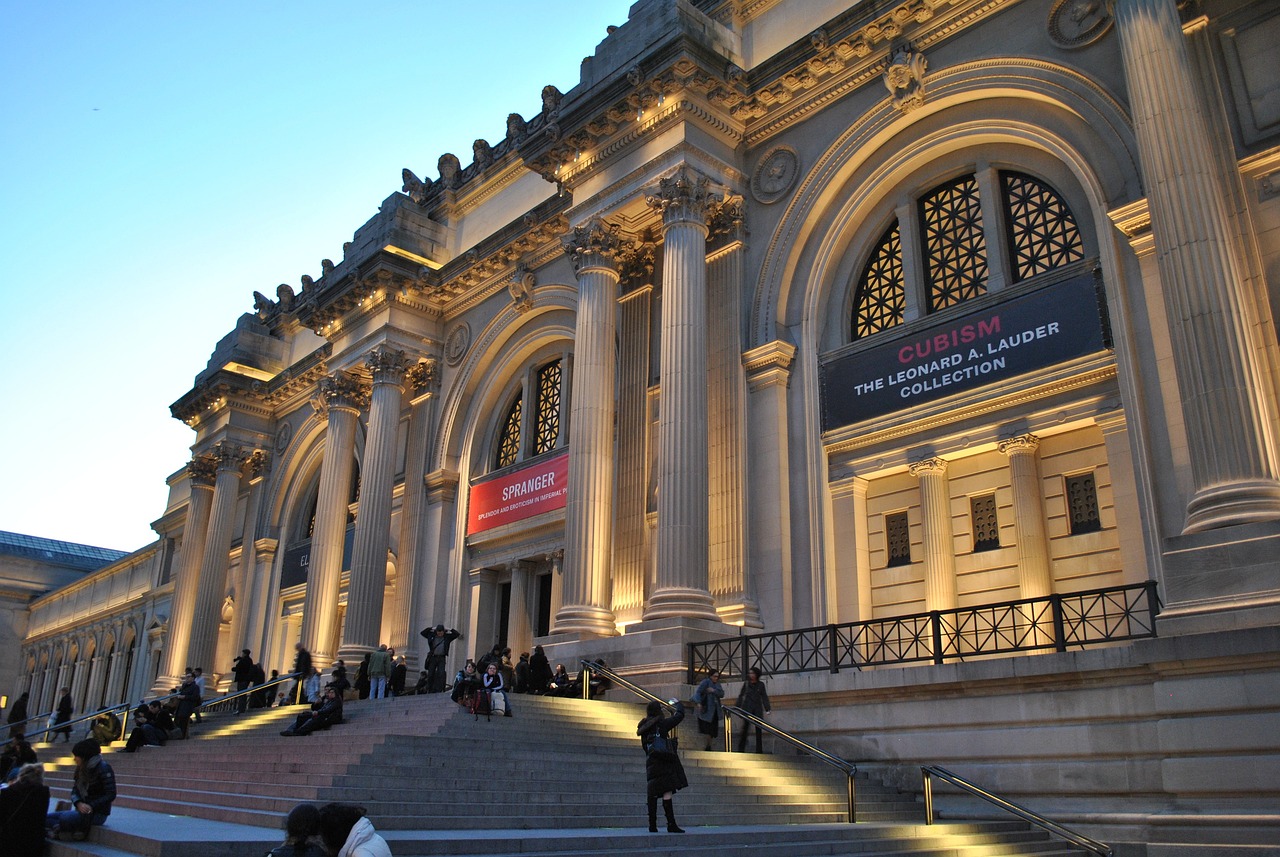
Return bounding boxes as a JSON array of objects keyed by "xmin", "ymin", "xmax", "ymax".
[{"xmin": 280, "ymin": 687, "xmax": 344, "ymax": 737}]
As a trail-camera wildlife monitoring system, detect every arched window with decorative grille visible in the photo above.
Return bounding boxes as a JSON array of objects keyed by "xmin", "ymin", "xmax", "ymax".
[
  {"xmin": 1001, "ymin": 170, "xmax": 1084, "ymax": 282},
  {"xmin": 851, "ymin": 222, "xmax": 905, "ymax": 340},
  {"xmin": 492, "ymin": 355, "xmax": 569, "ymax": 471},
  {"xmin": 495, "ymin": 395, "xmax": 523, "ymax": 469}
]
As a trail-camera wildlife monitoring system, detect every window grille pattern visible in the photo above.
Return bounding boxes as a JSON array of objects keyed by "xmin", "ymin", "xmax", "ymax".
[
  {"xmin": 852, "ymin": 224, "xmax": 905, "ymax": 339},
  {"xmin": 1002, "ymin": 171, "xmax": 1084, "ymax": 281},
  {"xmin": 970, "ymin": 494, "xmax": 1000, "ymax": 552},
  {"xmin": 921, "ymin": 175, "xmax": 988, "ymax": 311},
  {"xmin": 885, "ymin": 510, "xmax": 911, "ymax": 567},
  {"xmin": 1066, "ymin": 472, "xmax": 1102, "ymax": 534},
  {"xmin": 533, "ymin": 360, "xmax": 562, "ymax": 455},
  {"xmin": 496, "ymin": 396, "xmax": 522, "ymax": 469}
]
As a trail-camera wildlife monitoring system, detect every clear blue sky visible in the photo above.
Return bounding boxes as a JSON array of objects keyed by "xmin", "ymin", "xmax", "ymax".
[{"xmin": 0, "ymin": 1, "xmax": 635, "ymax": 552}]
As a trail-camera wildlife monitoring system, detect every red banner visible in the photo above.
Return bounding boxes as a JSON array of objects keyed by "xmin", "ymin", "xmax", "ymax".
[{"xmin": 467, "ymin": 452, "xmax": 569, "ymax": 535}]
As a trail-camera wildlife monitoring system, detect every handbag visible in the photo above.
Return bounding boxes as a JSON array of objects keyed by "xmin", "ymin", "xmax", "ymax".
[{"xmin": 646, "ymin": 730, "xmax": 679, "ymax": 760}]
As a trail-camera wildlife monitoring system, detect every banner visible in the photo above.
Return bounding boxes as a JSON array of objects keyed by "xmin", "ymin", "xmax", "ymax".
[
  {"xmin": 467, "ymin": 451, "xmax": 569, "ymax": 535},
  {"xmin": 821, "ymin": 273, "xmax": 1108, "ymax": 431}
]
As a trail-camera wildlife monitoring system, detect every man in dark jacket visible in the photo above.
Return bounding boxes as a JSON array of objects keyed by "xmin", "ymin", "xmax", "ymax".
[
  {"xmin": 231, "ymin": 649, "xmax": 255, "ymax": 713},
  {"xmin": 280, "ymin": 687, "xmax": 343, "ymax": 736},
  {"xmin": 45, "ymin": 738, "xmax": 116, "ymax": 840},
  {"xmin": 420, "ymin": 624, "xmax": 460, "ymax": 693},
  {"xmin": 6, "ymin": 692, "xmax": 29, "ymax": 739},
  {"xmin": 292, "ymin": 643, "xmax": 312, "ymax": 705}
]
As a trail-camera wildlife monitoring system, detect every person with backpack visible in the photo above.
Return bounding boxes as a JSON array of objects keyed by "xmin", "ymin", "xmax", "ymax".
[{"xmin": 637, "ymin": 698, "xmax": 688, "ymax": 833}]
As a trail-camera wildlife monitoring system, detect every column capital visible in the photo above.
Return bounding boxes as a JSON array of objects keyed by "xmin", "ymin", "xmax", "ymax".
[
  {"xmin": 998, "ymin": 434, "xmax": 1040, "ymax": 456},
  {"xmin": 562, "ymin": 217, "xmax": 623, "ymax": 275},
  {"xmin": 424, "ymin": 469, "xmax": 460, "ymax": 503},
  {"xmin": 405, "ymin": 358, "xmax": 441, "ymax": 401},
  {"xmin": 743, "ymin": 340, "xmax": 796, "ymax": 391},
  {"xmin": 646, "ymin": 165, "xmax": 718, "ymax": 228},
  {"xmin": 311, "ymin": 370, "xmax": 369, "ymax": 417},
  {"xmin": 245, "ymin": 448, "xmax": 271, "ymax": 480},
  {"xmin": 615, "ymin": 239, "xmax": 657, "ymax": 292},
  {"xmin": 209, "ymin": 441, "xmax": 252, "ymax": 474},
  {"xmin": 366, "ymin": 346, "xmax": 411, "ymax": 386},
  {"xmin": 187, "ymin": 455, "xmax": 218, "ymax": 487},
  {"xmin": 707, "ymin": 193, "xmax": 747, "ymax": 250},
  {"xmin": 909, "ymin": 456, "xmax": 948, "ymax": 477}
]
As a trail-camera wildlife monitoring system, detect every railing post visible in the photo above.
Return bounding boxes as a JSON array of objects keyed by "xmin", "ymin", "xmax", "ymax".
[
  {"xmin": 686, "ymin": 644, "xmax": 695, "ymax": 685},
  {"xmin": 724, "ymin": 715, "xmax": 733, "ymax": 753},
  {"xmin": 922, "ymin": 768, "xmax": 934, "ymax": 824},
  {"xmin": 1051, "ymin": 594, "xmax": 1067, "ymax": 652},
  {"xmin": 930, "ymin": 612, "xmax": 944, "ymax": 664},
  {"xmin": 741, "ymin": 638, "xmax": 750, "ymax": 683},
  {"xmin": 582, "ymin": 664, "xmax": 590, "ymax": 700},
  {"xmin": 1145, "ymin": 580, "xmax": 1161, "ymax": 637},
  {"xmin": 847, "ymin": 771, "xmax": 857, "ymax": 823},
  {"xmin": 829, "ymin": 624, "xmax": 840, "ymax": 674}
]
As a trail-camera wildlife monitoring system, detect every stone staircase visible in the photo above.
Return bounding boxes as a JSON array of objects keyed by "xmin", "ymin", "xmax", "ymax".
[{"xmin": 38, "ymin": 692, "xmax": 1095, "ymax": 856}]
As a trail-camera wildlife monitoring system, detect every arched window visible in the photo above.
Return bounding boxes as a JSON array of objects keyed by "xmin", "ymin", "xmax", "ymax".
[
  {"xmin": 493, "ymin": 356, "xmax": 567, "ymax": 470},
  {"xmin": 851, "ymin": 169, "xmax": 1085, "ymax": 340}
]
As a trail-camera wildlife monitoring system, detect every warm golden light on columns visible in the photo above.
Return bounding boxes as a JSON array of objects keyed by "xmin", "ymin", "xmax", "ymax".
[
  {"xmin": 910, "ymin": 457, "xmax": 958, "ymax": 611},
  {"xmin": 157, "ymin": 455, "xmax": 217, "ymax": 685}
]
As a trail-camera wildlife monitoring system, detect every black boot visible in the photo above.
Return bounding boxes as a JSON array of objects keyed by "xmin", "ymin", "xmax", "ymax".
[
  {"xmin": 663, "ymin": 798, "xmax": 684, "ymax": 833},
  {"xmin": 647, "ymin": 796, "xmax": 658, "ymax": 833}
]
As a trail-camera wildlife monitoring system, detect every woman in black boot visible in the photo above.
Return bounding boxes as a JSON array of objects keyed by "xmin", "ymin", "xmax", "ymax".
[{"xmin": 637, "ymin": 698, "xmax": 688, "ymax": 833}]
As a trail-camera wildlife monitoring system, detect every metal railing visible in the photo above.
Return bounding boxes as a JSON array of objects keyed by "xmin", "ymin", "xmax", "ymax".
[
  {"xmin": 689, "ymin": 581, "xmax": 1159, "ymax": 682},
  {"xmin": 200, "ymin": 673, "xmax": 302, "ymax": 714},
  {"xmin": 580, "ymin": 660, "xmax": 861, "ymax": 823},
  {"xmin": 922, "ymin": 765, "xmax": 1112, "ymax": 856}
]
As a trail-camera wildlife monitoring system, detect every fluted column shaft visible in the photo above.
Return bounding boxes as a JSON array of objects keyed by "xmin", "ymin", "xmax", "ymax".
[
  {"xmin": 1001, "ymin": 435, "xmax": 1053, "ymax": 599},
  {"xmin": 228, "ymin": 452, "xmax": 269, "ymax": 661},
  {"xmin": 1113, "ymin": 0, "xmax": 1280, "ymax": 532},
  {"xmin": 302, "ymin": 372, "xmax": 366, "ymax": 665},
  {"xmin": 158, "ymin": 458, "xmax": 217, "ymax": 684},
  {"xmin": 341, "ymin": 348, "xmax": 410, "ymax": 658},
  {"xmin": 556, "ymin": 218, "xmax": 622, "ymax": 636},
  {"xmin": 187, "ymin": 443, "xmax": 248, "ymax": 674},
  {"xmin": 647, "ymin": 168, "xmax": 719, "ymax": 621},
  {"xmin": 507, "ymin": 562, "xmax": 533, "ymax": 655},
  {"xmin": 390, "ymin": 360, "xmax": 439, "ymax": 662},
  {"xmin": 911, "ymin": 458, "xmax": 957, "ymax": 611}
]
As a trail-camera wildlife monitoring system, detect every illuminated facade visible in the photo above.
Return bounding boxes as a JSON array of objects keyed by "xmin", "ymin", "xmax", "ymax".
[{"xmin": 14, "ymin": 0, "xmax": 1280, "ymax": 848}]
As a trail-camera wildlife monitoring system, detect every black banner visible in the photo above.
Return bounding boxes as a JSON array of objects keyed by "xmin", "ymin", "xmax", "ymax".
[
  {"xmin": 821, "ymin": 273, "xmax": 1108, "ymax": 431},
  {"xmin": 279, "ymin": 526, "xmax": 355, "ymax": 589}
]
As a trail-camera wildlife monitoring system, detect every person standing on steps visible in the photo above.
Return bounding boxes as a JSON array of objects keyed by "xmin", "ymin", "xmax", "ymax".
[
  {"xmin": 232, "ymin": 649, "xmax": 255, "ymax": 714},
  {"xmin": 528, "ymin": 645, "xmax": 552, "ymax": 694},
  {"xmin": 192, "ymin": 667, "xmax": 206, "ymax": 723},
  {"xmin": 367, "ymin": 644, "xmax": 391, "ymax": 700},
  {"xmin": 7, "ymin": 692, "xmax": 29, "ymax": 739},
  {"xmin": 293, "ymin": 643, "xmax": 313, "ymax": 705},
  {"xmin": 692, "ymin": 670, "xmax": 724, "ymax": 751},
  {"xmin": 420, "ymin": 624, "xmax": 461, "ymax": 694},
  {"xmin": 637, "ymin": 698, "xmax": 688, "ymax": 834},
  {"xmin": 735, "ymin": 667, "xmax": 772, "ymax": 753},
  {"xmin": 52, "ymin": 688, "xmax": 74, "ymax": 743},
  {"xmin": 355, "ymin": 653, "xmax": 371, "ymax": 700}
]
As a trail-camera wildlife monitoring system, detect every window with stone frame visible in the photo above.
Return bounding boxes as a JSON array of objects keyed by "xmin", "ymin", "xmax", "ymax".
[
  {"xmin": 885, "ymin": 510, "xmax": 912, "ymax": 567},
  {"xmin": 970, "ymin": 493, "xmax": 1000, "ymax": 552},
  {"xmin": 1065, "ymin": 471, "xmax": 1102, "ymax": 535},
  {"xmin": 493, "ymin": 356, "xmax": 566, "ymax": 470},
  {"xmin": 851, "ymin": 169, "xmax": 1085, "ymax": 340}
]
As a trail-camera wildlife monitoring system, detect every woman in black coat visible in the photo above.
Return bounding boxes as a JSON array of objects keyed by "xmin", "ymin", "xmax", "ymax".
[
  {"xmin": 53, "ymin": 689, "xmax": 74, "ymax": 742},
  {"xmin": 528, "ymin": 646, "xmax": 552, "ymax": 694},
  {"xmin": 637, "ymin": 699, "xmax": 688, "ymax": 834},
  {"xmin": 0, "ymin": 762, "xmax": 50, "ymax": 857}
]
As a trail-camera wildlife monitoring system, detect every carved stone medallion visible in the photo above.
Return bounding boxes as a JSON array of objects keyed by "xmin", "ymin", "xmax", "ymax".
[
  {"xmin": 1048, "ymin": 0, "xmax": 1113, "ymax": 49},
  {"xmin": 445, "ymin": 322, "xmax": 471, "ymax": 367},
  {"xmin": 750, "ymin": 146, "xmax": 800, "ymax": 204},
  {"xmin": 274, "ymin": 422, "xmax": 293, "ymax": 455}
]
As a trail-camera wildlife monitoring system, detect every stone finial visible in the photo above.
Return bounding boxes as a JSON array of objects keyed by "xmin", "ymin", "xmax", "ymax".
[
  {"xmin": 438, "ymin": 154, "xmax": 461, "ymax": 190},
  {"xmin": 320, "ymin": 259, "xmax": 335, "ymax": 276},
  {"xmin": 506, "ymin": 113, "xmax": 527, "ymax": 141},
  {"xmin": 276, "ymin": 283, "xmax": 295, "ymax": 311},
  {"xmin": 541, "ymin": 85, "xmax": 563, "ymax": 115},
  {"xmin": 402, "ymin": 168, "xmax": 430, "ymax": 204},
  {"xmin": 253, "ymin": 291, "xmax": 275, "ymax": 320},
  {"xmin": 473, "ymin": 139, "xmax": 494, "ymax": 170},
  {"xmin": 883, "ymin": 44, "xmax": 927, "ymax": 113}
]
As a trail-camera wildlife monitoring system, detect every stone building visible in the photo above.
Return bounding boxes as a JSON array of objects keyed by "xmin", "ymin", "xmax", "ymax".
[{"xmin": 13, "ymin": 0, "xmax": 1280, "ymax": 850}]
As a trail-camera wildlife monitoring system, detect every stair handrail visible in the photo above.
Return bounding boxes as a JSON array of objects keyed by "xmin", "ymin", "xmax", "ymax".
[
  {"xmin": 5, "ymin": 708, "xmax": 58, "ymax": 737},
  {"xmin": 200, "ymin": 672, "xmax": 303, "ymax": 714},
  {"xmin": 921, "ymin": 764, "xmax": 1112, "ymax": 856},
  {"xmin": 581, "ymin": 660, "xmax": 861, "ymax": 823},
  {"xmin": 8, "ymin": 691, "xmax": 186, "ymax": 745}
]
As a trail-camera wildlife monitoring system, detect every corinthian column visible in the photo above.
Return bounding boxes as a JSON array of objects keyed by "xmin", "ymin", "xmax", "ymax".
[
  {"xmin": 910, "ymin": 457, "xmax": 957, "ymax": 611},
  {"xmin": 340, "ymin": 347, "xmax": 410, "ymax": 659},
  {"xmin": 1000, "ymin": 435, "xmax": 1053, "ymax": 599},
  {"xmin": 645, "ymin": 166, "xmax": 720, "ymax": 621},
  {"xmin": 302, "ymin": 371, "xmax": 367, "ymax": 665},
  {"xmin": 186, "ymin": 441, "xmax": 250, "ymax": 675},
  {"xmin": 555, "ymin": 217, "xmax": 622, "ymax": 636},
  {"xmin": 1113, "ymin": 0, "xmax": 1280, "ymax": 532},
  {"xmin": 157, "ymin": 455, "xmax": 217, "ymax": 685}
]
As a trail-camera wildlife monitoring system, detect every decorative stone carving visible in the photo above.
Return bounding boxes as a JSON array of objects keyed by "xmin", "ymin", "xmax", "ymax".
[
  {"xmin": 1048, "ymin": 0, "xmax": 1113, "ymax": 49},
  {"xmin": 444, "ymin": 323, "xmax": 470, "ymax": 367},
  {"xmin": 300, "ymin": 275, "xmax": 314, "ymax": 291},
  {"xmin": 365, "ymin": 346, "xmax": 410, "ymax": 386},
  {"xmin": 541, "ymin": 85, "xmax": 563, "ymax": 116},
  {"xmin": 509, "ymin": 263, "xmax": 535, "ymax": 313},
  {"xmin": 616, "ymin": 239, "xmax": 657, "ymax": 291},
  {"xmin": 438, "ymin": 154, "xmax": 461, "ymax": 190},
  {"xmin": 187, "ymin": 455, "xmax": 218, "ymax": 486},
  {"xmin": 274, "ymin": 422, "xmax": 293, "ymax": 455},
  {"xmin": 473, "ymin": 139, "xmax": 494, "ymax": 170},
  {"xmin": 645, "ymin": 165, "xmax": 717, "ymax": 225},
  {"xmin": 506, "ymin": 112, "xmax": 527, "ymax": 141},
  {"xmin": 252, "ymin": 290, "xmax": 274, "ymax": 320},
  {"xmin": 883, "ymin": 43, "xmax": 927, "ymax": 113},
  {"xmin": 402, "ymin": 168, "xmax": 429, "ymax": 203},
  {"xmin": 750, "ymin": 146, "xmax": 799, "ymax": 204},
  {"xmin": 276, "ymin": 283, "xmax": 295, "ymax": 310},
  {"xmin": 320, "ymin": 259, "xmax": 335, "ymax": 276},
  {"xmin": 405, "ymin": 358, "xmax": 441, "ymax": 398},
  {"xmin": 311, "ymin": 371, "xmax": 369, "ymax": 416},
  {"xmin": 562, "ymin": 217, "xmax": 623, "ymax": 273}
]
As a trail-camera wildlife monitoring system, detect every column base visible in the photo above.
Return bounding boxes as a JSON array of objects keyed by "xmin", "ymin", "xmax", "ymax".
[
  {"xmin": 715, "ymin": 599, "xmax": 764, "ymax": 630},
  {"xmin": 643, "ymin": 587, "xmax": 719, "ymax": 622},
  {"xmin": 1184, "ymin": 479, "xmax": 1280, "ymax": 533},
  {"xmin": 332, "ymin": 646, "xmax": 372, "ymax": 667},
  {"xmin": 1160, "ymin": 518, "xmax": 1280, "ymax": 635},
  {"xmin": 553, "ymin": 604, "xmax": 619, "ymax": 638}
]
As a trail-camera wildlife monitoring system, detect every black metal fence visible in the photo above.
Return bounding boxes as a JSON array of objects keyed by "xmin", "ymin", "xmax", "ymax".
[{"xmin": 688, "ymin": 581, "xmax": 1160, "ymax": 683}]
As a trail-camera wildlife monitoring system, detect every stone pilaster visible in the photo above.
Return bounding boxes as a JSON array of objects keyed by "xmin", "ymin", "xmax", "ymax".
[
  {"xmin": 301, "ymin": 371, "xmax": 367, "ymax": 665},
  {"xmin": 507, "ymin": 561, "xmax": 534, "ymax": 655},
  {"xmin": 910, "ymin": 457, "xmax": 957, "ymax": 611},
  {"xmin": 1000, "ymin": 435, "xmax": 1053, "ymax": 599},
  {"xmin": 645, "ymin": 166, "xmax": 720, "ymax": 622},
  {"xmin": 186, "ymin": 442, "xmax": 251, "ymax": 676},
  {"xmin": 340, "ymin": 347, "xmax": 410, "ymax": 659},
  {"xmin": 390, "ymin": 359, "xmax": 440, "ymax": 662},
  {"xmin": 1113, "ymin": 0, "xmax": 1280, "ymax": 532},
  {"xmin": 157, "ymin": 455, "xmax": 217, "ymax": 685},
  {"xmin": 228, "ymin": 450, "xmax": 269, "ymax": 664},
  {"xmin": 415, "ymin": 469, "xmax": 460, "ymax": 655},
  {"xmin": 614, "ymin": 279, "xmax": 653, "ymax": 624},
  {"xmin": 556, "ymin": 218, "xmax": 623, "ymax": 636}
]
